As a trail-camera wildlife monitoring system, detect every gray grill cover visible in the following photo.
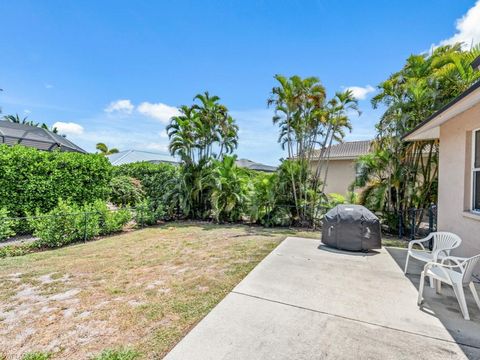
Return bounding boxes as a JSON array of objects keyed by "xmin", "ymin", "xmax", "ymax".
[{"xmin": 322, "ymin": 205, "xmax": 381, "ymax": 251}]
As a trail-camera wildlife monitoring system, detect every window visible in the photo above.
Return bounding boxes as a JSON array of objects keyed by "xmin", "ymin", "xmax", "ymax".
[{"xmin": 473, "ymin": 129, "xmax": 480, "ymax": 212}]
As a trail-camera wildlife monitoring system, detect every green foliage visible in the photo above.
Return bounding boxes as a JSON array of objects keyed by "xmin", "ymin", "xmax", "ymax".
[
  {"xmin": 114, "ymin": 162, "xmax": 178, "ymax": 218},
  {"xmin": 167, "ymin": 91, "xmax": 238, "ymax": 165},
  {"xmin": 208, "ymin": 156, "xmax": 247, "ymax": 222},
  {"xmin": 21, "ymin": 351, "xmax": 52, "ymax": 360},
  {"xmin": 91, "ymin": 200, "xmax": 132, "ymax": 235},
  {"xmin": 0, "ymin": 243, "xmax": 34, "ymax": 258},
  {"xmin": 0, "ymin": 145, "xmax": 112, "ymax": 217},
  {"xmin": 268, "ymin": 75, "xmax": 358, "ymax": 223},
  {"xmin": 325, "ymin": 193, "xmax": 346, "ymax": 208},
  {"xmin": 0, "ymin": 208, "xmax": 15, "ymax": 241},
  {"xmin": 91, "ymin": 348, "xmax": 139, "ymax": 360},
  {"xmin": 356, "ymin": 44, "xmax": 479, "ymax": 227},
  {"xmin": 134, "ymin": 199, "xmax": 165, "ymax": 226},
  {"xmin": 109, "ymin": 176, "xmax": 145, "ymax": 206},
  {"xmin": 29, "ymin": 200, "xmax": 100, "ymax": 248}
]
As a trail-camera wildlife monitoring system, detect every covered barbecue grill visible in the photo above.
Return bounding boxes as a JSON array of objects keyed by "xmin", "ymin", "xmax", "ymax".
[{"xmin": 322, "ymin": 204, "xmax": 381, "ymax": 251}]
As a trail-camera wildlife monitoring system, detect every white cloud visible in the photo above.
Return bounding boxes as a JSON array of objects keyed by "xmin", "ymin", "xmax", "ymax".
[
  {"xmin": 345, "ymin": 85, "xmax": 375, "ymax": 100},
  {"xmin": 104, "ymin": 99, "xmax": 134, "ymax": 114},
  {"xmin": 438, "ymin": 1, "xmax": 480, "ymax": 48},
  {"xmin": 44, "ymin": 83, "xmax": 54, "ymax": 89},
  {"xmin": 137, "ymin": 102, "xmax": 180, "ymax": 123},
  {"xmin": 53, "ymin": 121, "xmax": 84, "ymax": 135},
  {"xmin": 23, "ymin": 109, "xmax": 31, "ymax": 115}
]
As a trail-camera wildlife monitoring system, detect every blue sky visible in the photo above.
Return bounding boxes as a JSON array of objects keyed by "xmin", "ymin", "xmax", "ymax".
[{"xmin": 1, "ymin": 0, "xmax": 479, "ymax": 165}]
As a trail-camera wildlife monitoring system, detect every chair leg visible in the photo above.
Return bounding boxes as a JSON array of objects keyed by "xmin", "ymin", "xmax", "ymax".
[
  {"xmin": 435, "ymin": 279, "xmax": 442, "ymax": 294},
  {"xmin": 418, "ymin": 271, "xmax": 425, "ymax": 306},
  {"xmin": 429, "ymin": 276, "xmax": 434, "ymax": 288},
  {"xmin": 469, "ymin": 282, "xmax": 480, "ymax": 311},
  {"xmin": 404, "ymin": 253, "xmax": 410, "ymax": 275},
  {"xmin": 453, "ymin": 283, "xmax": 470, "ymax": 320}
]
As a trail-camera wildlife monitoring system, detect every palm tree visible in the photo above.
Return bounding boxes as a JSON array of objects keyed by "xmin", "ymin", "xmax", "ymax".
[
  {"xmin": 319, "ymin": 90, "xmax": 359, "ymax": 193},
  {"xmin": 96, "ymin": 143, "xmax": 119, "ymax": 156},
  {"xmin": 2, "ymin": 114, "xmax": 60, "ymax": 134},
  {"xmin": 3, "ymin": 114, "xmax": 35, "ymax": 125}
]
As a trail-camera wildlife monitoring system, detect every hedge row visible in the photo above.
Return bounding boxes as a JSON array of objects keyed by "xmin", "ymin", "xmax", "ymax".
[
  {"xmin": 113, "ymin": 162, "xmax": 179, "ymax": 216},
  {"xmin": 0, "ymin": 145, "xmax": 113, "ymax": 216}
]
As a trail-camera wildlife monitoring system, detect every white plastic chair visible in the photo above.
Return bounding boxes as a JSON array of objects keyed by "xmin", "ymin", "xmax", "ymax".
[
  {"xmin": 417, "ymin": 255, "xmax": 480, "ymax": 320},
  {"xmin": 404, "ymin": 232, "xmax": 462, "ymax": 286}
]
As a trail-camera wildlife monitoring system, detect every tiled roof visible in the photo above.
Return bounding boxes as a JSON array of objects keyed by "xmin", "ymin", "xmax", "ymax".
[
  {"xmin": 236, "ymin": 158, "xmax": 277, "ymax": 172},
  {"xmin": 312, "ymin": 140, "xmax": 371, "ymax": 159},
  {"xmin": 107, "ymin": 150, "xmax": 178, "ymax": 166}
]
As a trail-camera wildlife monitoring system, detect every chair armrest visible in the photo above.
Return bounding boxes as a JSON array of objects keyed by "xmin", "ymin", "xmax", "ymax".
[
  {"xmin": 440, "ymin": 256, "xmax": 467, "ymax": 271},
  {"xmin": 408, "ymin": 233, "xmax": 433, "ymax": 251}
]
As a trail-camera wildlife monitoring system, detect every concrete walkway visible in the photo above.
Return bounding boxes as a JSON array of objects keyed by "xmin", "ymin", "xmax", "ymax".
[{"xmin": 165, "ymin": 237, "xmax": 480, "ymax": 359}]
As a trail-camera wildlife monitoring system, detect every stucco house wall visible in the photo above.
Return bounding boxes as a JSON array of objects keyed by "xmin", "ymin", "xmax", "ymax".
[
  {"xmin": 438, "ymin": 101, "xmax": 480, "ymax": 258},
  {"xmin": 310, "ymin": 159, "xmax": 357, "ymax": 195}
]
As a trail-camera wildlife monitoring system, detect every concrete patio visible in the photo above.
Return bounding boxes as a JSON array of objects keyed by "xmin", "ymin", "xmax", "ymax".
[{"xmin": 165, "ymin": 237, "xmax": 480, "ymax": 359}]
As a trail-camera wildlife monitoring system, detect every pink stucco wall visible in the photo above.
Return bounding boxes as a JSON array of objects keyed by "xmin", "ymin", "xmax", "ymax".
[{"xmin": 438, "ymin": 101, "xmax": 480, "ymax": 259}]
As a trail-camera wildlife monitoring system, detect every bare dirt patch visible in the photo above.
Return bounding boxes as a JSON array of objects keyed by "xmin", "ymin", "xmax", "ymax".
[{"xmin": 0, "ymin": 222, "xmax": 316, "ymax": 359}]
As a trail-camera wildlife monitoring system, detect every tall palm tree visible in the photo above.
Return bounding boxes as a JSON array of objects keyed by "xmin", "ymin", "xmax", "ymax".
[
  {"xmin": 96, "ymin": 143, "xmax": 119, "ymax": 156},
  {"xmin": 319, "ymin": 90, "xmax": 359, "ymax": 193}
]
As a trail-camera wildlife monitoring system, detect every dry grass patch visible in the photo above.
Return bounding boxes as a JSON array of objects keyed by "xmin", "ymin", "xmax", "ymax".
[{"xmin": 0, "ymin": 222, "xmax": 318, "ymax": 359}]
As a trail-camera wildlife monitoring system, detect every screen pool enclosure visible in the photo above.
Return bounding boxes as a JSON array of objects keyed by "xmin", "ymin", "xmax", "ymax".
[
  {"xmin": 0, "ymin": 121, "xmax": 86, "ymax": 153},
  {"xmin": 322, "ymin": 205, "xmax": 381, "ymax": 251}
]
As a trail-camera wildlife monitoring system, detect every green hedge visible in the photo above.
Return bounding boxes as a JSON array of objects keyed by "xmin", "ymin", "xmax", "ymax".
[
  {"xmin": 113, "ymin": 162, "xmax": 179, "ymax": 216},
  {"xmin": 0, "ymin": 145, "xmax": 113, "ymax": 216}
]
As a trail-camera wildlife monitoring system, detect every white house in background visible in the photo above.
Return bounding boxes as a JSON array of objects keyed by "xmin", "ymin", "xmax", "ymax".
[
  {"xmin": 308, "ymin": 140, "xmax": 371, "ymax": 195},
  {"xmin": 404, "ymin": 55, "xmax": 480, "ymax": 266},
  {"xmin": 107, "ymin": 150, "xmax": 178, "ymax": 166},
  {"xmin": 107, "ymin": 150, "xmax": 277, "ymax": 173}
]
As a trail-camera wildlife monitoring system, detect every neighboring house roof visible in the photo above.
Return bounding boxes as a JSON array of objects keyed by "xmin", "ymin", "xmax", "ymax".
[
  {"xmin": 312, "ymin": 140, "xmax": 371, "ymax": 160},
  {"xmin": 107, "ymin": 150, "xmax": 178, "ymax": 166},
  {"xmin": 0, "ymin": 121, "xmax": 86, "ymax": 153},
  {"xmin": 235, "ymin": 158, "xmax": 277, "ymax": 172},
  {"xmin": 472, "ymin": 55, "xmax": 480, "ymax": 70}
]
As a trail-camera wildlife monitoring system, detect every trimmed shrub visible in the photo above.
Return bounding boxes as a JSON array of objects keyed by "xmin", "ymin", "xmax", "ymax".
[
  {"xmin": 109, "ymin": 176, "xmax": 145, "ymax": 206},
  {"xmin": 0, "ymin": 145, "xmax": 112, "ymax": 217},
  {"xmin": 0, "ymin": 208, "xmax": 15, "ymax": 241},
  {"xmin": 30, "ymin": 200, "xmax": 100, "ymax": 248}
]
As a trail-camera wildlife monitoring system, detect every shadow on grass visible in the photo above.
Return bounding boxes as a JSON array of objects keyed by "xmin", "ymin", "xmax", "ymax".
[{"xmin": 385, "ymin": 247, "xmax": 480, "ymax": 358}]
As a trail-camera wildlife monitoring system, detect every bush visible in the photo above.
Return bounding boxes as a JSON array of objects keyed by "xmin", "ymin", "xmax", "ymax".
[
  {"xmin": 92, "ymin": 201, "xmax": 132, "ymax": 235},
  {"xmin": 113, "ymin": 162, "xmax": 178, "ymax": 217},
  {"xmin": 0, "ymin": 145, "xmax": 112, "ymax": 217},
  {"xmin": 134, "ymin": 199, "xmax": 165, "ymax": 226},
  {"xmin": 0, "ymin": 208, "xmax": 15, "ymax": 241},
  {"xmin": 109, "ymin": 176, "xmax": 144, "ymax": 206},
  {"xmin": 325, "ymin": 193, "xmax": 347, "ymax": 208},
  {"xmin": 30, "ymin": 200, "xmax": 100, "ymax": 248}
]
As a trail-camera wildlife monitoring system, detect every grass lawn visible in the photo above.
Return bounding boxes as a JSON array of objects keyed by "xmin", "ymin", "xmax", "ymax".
[{"xmin": 0, "ymin": 222, "xmax": 319, "ymax": 359}]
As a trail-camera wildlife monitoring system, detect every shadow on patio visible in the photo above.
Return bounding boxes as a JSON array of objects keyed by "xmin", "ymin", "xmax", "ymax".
[{"xmin": 386, "ymin": 247, "xmax": 480, "ymax": 351}]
